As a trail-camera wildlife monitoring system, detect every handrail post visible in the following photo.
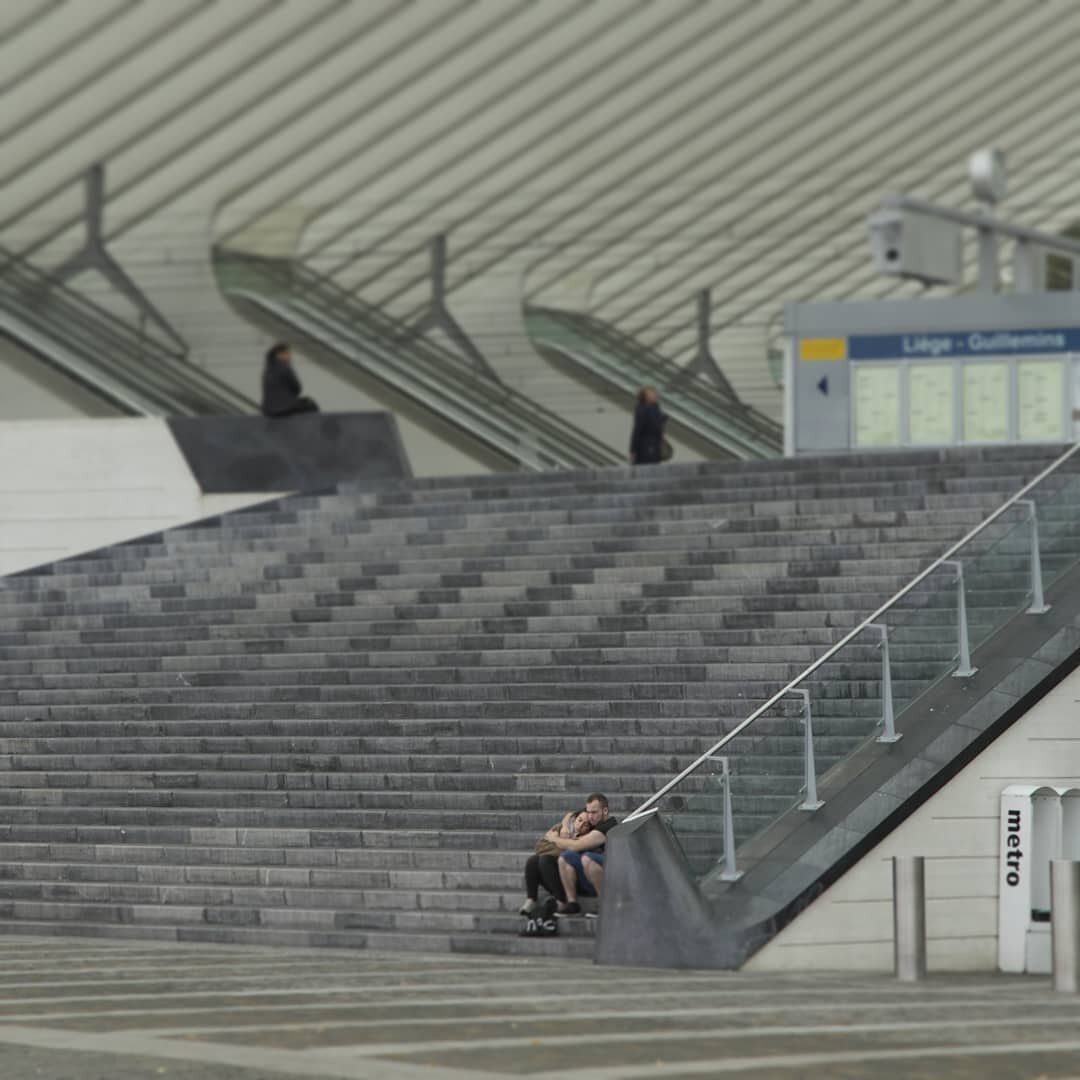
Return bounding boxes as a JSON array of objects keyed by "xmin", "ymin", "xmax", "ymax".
[
  {"xmin": 1019, "ymin": 499, "xmax": 1050, "ymax": 614},
  {"xmin": 790, "ymin": 689, "xmax": 823, "ymax": 811},
  {"xmin": 942, "ymin": 559, "xmax": 978, "ymax": 677},
  {"xmin": 870, "ymin": 622, "xmax": 901, "ymax": 743},
  {"xmin": 709, "ymin": 755, "xmax": 743, "ymax": 882}
]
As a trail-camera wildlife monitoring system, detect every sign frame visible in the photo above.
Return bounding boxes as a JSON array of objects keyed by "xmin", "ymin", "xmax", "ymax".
[{"xmin": 786, "ymin": 293, "xmax": 1080, "ymax": 455}]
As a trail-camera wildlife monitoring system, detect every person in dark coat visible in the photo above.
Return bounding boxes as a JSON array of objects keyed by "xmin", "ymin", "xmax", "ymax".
[
  {"xmin": 261, "ymin": 343, "xmax": 318, "ymax": 417},
  {"xmin": 629, "ymin": 385, "xmax": 666, "ymax": 464}
]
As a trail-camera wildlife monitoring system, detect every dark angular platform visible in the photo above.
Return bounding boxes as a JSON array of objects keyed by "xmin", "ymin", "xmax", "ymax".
[{"xmin": 167, "ymin": 412, "xmax": 410, "ymax": 493}]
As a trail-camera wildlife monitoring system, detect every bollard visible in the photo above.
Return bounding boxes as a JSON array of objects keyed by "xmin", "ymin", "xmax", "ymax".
[
  {"xmin": 893, "ymin": 855, "xmax": 926, "ymax": 982},
  {"xmin": 1050, "ymin": 860, "xmax": 1080, "ymax": 992}
]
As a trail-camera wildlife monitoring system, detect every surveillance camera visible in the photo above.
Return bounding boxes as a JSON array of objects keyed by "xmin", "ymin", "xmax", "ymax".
[{"xmin": 868, "ymin": 208, "xmax": 962, "ymax": 285}]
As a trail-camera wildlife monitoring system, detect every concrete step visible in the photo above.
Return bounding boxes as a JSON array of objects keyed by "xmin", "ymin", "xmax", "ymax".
[
  {"xmin": 0, "ymin": 709, "xmax": 867, "ymax": 737},
  {"xmin": 13, "ymin": 517, "xmax": 1000, "ymax": 591},
  {"xmin": 0, "ymin": 592, "xmax": 929, "ymax": 637},
  {"xmin": 0, "ymin": 600, "xmax": 972, "ymax": 645},
  {"xmin": 0, "ymin": 697, "xmax": 891, "ymax": 721},
  {"xmin": 44, "ymin": 504, "xmax": 1009, "ymax": 570},
  {"xmin": 0, "ymin": 916, "xmax": 597, "ymax": 958},
  {"xmin": 0, "ymin": 553, "xmax": 960, "ymax": 610},
  {"xmin": 0, "ymin": 639, "xmax": 925, "ymax": 671},
  {"xmin": 0, "ymin": 654, "xmax": 941, "ymax": 688},
  {"xmin": 0, "ymin": 841, "xmax": 530, "ymax": 874}
]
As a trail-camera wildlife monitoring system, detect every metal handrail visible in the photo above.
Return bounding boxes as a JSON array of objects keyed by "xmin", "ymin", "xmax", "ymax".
[
  {"xmin": 0, "ymin": 245, "xmax": 255, "ymax": 416},
  {"xmin": 0, "ymin": 245, "xmax": 185, "ymax": 361},
  {"xmin": 627, "ymin": 439, "xmax": 1080, "ymax": 821},
  {"xmin": 235, "ymin": 289, "xmax": 558, "ymax": 468},
  {"xmin": 533, "ymin": 321, "xmax": 778, "ymax": 461},
  {"xmin": 527, "ymin": 306, "xmax": 783, "ymax": 455},
  {"xmin": 548, "ymin": 307, "xmax": 748, "ymax": 410},
  {"xmin": 533, "ymin": 304, "xmax": 781, "ymax": 431},
  {"xmin": 217, "ymin": 249, "xmax": 623, "ymax": 469}
]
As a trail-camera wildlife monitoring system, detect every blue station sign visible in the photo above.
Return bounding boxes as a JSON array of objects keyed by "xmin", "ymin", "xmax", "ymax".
[{"xmin": 847, "ymin": 328, "xmax": 1080, "ymax": 360}]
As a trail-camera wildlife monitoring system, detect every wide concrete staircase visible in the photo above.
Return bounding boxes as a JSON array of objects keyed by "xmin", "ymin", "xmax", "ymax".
[{"xmin": 0, "ymin": 446, "xmax": 1062, "ymax": 957}]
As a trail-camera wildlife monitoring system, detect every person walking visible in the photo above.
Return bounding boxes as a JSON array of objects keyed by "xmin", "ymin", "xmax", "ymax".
[
  {"xmin": 261, "ymin": 342, "xmax": 319, "ymax": 417},
  {"xmin": 629, "ymin": 385, "xmax": 667, "ymax": 464}
]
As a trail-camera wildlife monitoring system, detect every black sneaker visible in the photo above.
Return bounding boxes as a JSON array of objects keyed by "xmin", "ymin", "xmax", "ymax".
[{"xmin": 556, "ymin": 902, "xmax": 582, "ymax": 917}]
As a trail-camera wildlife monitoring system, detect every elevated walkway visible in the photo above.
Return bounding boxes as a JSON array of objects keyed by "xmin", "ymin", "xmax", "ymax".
[
  {"xmin": 527, "ymin": 305, "xmax": 782, "ymax": 460},
  {"xmin": 0, "ymin": 446, "xmax": 1061, "ymax": 956},
  {"xmin": 216, "ymin": 250, "xmax": 622, "ymax": 472},
  {"xmin": 0, "ymin": 246, "xmax": 255, "ymax": 417}
]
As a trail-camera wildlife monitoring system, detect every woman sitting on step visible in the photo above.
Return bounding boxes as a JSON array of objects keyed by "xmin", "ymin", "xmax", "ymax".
[{"xmin": 519, "ymin": 809, "xmax": 592, "ymax": 916}]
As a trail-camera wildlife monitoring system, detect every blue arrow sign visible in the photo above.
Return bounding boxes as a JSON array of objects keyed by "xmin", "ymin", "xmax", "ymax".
[{"xmin": 817, "ymin": 375, "xmax": 829, "ymax": 396}]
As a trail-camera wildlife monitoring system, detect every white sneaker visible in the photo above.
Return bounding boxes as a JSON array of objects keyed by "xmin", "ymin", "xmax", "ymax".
[{"xmin": 518, "ymin": 898, "xmax": 537, "ymax": 916}]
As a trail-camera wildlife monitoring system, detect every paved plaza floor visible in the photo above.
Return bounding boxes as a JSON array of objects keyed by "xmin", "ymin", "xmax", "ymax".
[{"xmin": 0, "ymin": 936, "xmax": 1078, "ymax": 1079}]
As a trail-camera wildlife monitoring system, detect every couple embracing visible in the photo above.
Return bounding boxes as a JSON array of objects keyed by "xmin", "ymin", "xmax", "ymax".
[{"xmin": 520, "ymin": 793, "xmax": 617, "ymax": 917}]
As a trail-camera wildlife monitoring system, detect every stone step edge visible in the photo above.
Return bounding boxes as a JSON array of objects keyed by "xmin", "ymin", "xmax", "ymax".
[{"xmin": 0, "ymin": 918, "xmax": 596, "ymax": 955}]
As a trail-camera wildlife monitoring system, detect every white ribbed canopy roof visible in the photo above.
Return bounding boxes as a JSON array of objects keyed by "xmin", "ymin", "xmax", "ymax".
[{"xmin": 4, "ymin": 0, "xmax": 1080, "ymax": 420}]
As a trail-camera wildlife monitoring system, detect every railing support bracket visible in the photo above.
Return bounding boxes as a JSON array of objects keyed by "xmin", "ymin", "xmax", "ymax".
[
  {"xmin": 706, "ymin": 754, "xmax": 742, "ymax": 882},
  {"xmin": 1019, "ymin": 499, "xmax": 1051, "ymax": 615},
  {"xmin": 943, "ymin": 559, "xmax": 978, "ymax": 677},
  {"xmin": 790, "ymin": 689, "xmax": 823, "ymax": 811},
  {"xmin": 870, "ymin": 622, "xmax": 901, "ymax": 743}
]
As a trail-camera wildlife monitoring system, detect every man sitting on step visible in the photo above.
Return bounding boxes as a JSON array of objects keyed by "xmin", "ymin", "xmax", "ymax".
[{"xmin": 551, "ymin": 793, "xmax": 618, "ymax": 916}]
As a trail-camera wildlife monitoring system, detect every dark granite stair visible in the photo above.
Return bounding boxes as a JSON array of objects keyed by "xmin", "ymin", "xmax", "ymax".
[{"xmin": 0, "ymin": 446, "xmax": 1065, "ymax": 956}]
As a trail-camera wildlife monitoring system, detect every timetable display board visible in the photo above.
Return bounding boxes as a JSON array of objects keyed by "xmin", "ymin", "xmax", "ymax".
[
  {"xmin": 962, "ymin": 362, "xmax": 1010, "ymax": 443},
  {"xmin": 908, "ymin": 364, "xmax": 954, "ymax": 444},
  {"xmin": 853, "ymin": 364, "xmax": 900, "ymax": 446},
  {"xmin": 791, "ymin": 319, "xmax": 1080, "ymax": 454},
  {"xmin": 1018, "ymin": 358, "xmax": 1065, "ymax": 442}
]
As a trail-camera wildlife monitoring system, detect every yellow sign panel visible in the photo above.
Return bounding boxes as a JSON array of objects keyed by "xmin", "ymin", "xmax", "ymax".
[{"xmin": 799, "ymin": 337, "xmax": 846, "ymax": 361}]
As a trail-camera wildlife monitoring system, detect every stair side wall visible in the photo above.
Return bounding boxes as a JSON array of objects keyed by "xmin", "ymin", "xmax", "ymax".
[
  {"xmin": 0, "ymin": 417, "xmax": 274, "ymax": 576},
  {"xmin": 745, "ymin": 660, "xmax": 1080, "ymax": 973}
]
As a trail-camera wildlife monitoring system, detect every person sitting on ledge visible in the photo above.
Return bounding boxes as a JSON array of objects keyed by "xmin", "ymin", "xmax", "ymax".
[
  {"xmin": 553, "ymin": 792, "xmax": 618, "ymax": 916},
  {"xmin": 519, "ymin": 807, "xmax": 592, "ymax": 916},
  {"xmin": 261, "ymin": 342, "xmax": 319, "ymax": 417}
]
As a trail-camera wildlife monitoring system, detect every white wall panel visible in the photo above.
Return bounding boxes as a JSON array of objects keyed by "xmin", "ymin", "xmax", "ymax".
[
  {"xmin": 0, "ymin": 418, "xmax": 272, "ymax": 575},
  {"xmin": 0, "ymin": 340, "xmax": 121, "ymax": 421},
  {"xmin": 747, "ymin": 667, "xmax": 1080, "ymax": 973}
]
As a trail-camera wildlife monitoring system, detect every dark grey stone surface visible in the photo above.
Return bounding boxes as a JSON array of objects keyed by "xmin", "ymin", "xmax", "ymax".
[
  {"xmin": 0, "ymin": 445, "xmax": 1071, "ymax": 961},
  {"xmin": 595, "ymin": 814, "xmax": 729, "ymax": 969},
  {"xmin": 4, "ymin": 935, "xmax": 1080, "ymax": 1079},
  {"xmin": 0, "ymin": 1045, "xmax": 277, "ymax": 1080},
  {"xmin": 167, "ymin": 412, "xmax": 411, "ymax": 493}
]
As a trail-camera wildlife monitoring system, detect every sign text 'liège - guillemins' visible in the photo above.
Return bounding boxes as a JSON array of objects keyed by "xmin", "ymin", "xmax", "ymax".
[{"xmin": 845, "ymin": 327, "xmax": 1080, "ymax": 360}]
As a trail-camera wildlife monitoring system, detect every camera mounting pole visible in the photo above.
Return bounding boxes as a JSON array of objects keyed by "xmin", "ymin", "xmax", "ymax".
[{"xmin": 869, "ymin": 151, "xmax": 1080, "ymax": 294}]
